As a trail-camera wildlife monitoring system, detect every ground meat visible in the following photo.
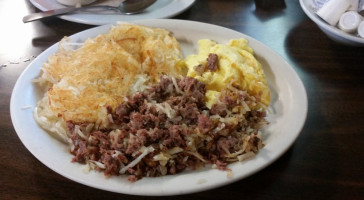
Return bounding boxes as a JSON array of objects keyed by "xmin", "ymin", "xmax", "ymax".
[
  {"xmin": 198, "ymin": 114, "xmax": 214, "ymax": 134},
  {"xmin": 149, "ymin": 128, "xmax": 167, "ymax": 141},
  {"xmin": 180, "ymin": 103, "xmax": 200, "ymax": 123},
  {"xmin": 71, "ymin": 140, "xmax": 88, "ymax": 162},
  {"xmin": 206, "ymin": 53, "xmax": 219, "ymax": 72},
  {"xmin": 68, "ymin": 76, "xmax": 267, "ymax": 181},
  {"xmin": 178, "ymin": 77, "xmax": 206, "ymax": 103},
  {"xmin": 129, "ymin": 112, "xmax": 148, "ymax": 129},
  {"xmin": 101, "ymin": 153, "xmax": 119, "ymax": 175},
  {"xmin": 215, "ymin": 160, "xmax": 228, "ymax": 170},
  {"xmin": 125, "ymin": 134, "xmax": 143, "ymax": 154},
  {"xmin": 217, "ymin": 136, "xmax": 239, "ymax": 155},
  {"xmin": 115, "ymin": 102, "xmax": 133, "ymax": 122},
  {"xmin": 210, "ymin": 104, "xmax": 228, "ymax": 117},
  {"xmin": 165, "ymin": 125, "xmax": 186, "ymax": 148},
  {"xmin": 221, "ymin": 95, "xmax": 237, "ymax": 109},
  {"xmin": 194, "ymin": 64, "xmax": 206, "ymax": 74},
  {"xmin": 127, "ymin": 175, "xmax": 138, "ymax": 182},
  {"xmin": 192, "ymin": 53, "xmax": 219, "ymax": 74},
  {"xmin": 90, "ymin": 131, "xmax": 110, "ymax": 148},
  {"xmin": 66, "ymin": 120, "xmax": 75, "ymax": 133}
]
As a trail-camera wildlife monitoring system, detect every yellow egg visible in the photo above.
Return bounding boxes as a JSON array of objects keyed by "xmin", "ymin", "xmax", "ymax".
[{"xmin": 184, "ymin": 39, "xmax": 270, "ymax": 109}]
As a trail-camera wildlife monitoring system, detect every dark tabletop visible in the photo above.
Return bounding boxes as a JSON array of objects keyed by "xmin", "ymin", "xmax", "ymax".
[{"xmin": 1, "ymin": 0, "xmax": 363, "ymax": 199}]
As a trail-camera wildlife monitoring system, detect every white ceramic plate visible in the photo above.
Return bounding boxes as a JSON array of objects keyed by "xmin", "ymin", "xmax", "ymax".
[
  {"xmin": 10, "ymin": 19, "xmax": 307, "ymax": 196},
  {"xmin": 29, "ymin": 0, "xmax": 195, "ymax": 25},
  {"xmin": 300, "ymin": 0, "xmax": 364, "ymax": 46}
]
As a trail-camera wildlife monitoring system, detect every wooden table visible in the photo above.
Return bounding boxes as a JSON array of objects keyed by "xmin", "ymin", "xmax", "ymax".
[{"xmin": 1, "ymin": 0, "xmax": 363, "ymax": 199}]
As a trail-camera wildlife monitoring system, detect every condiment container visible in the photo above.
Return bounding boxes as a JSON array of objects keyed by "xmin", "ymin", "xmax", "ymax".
[
  {"xmin": 316, "ymin": 0, "xmax": 351, "ymax": 25},
  {"xmin": 338, "ymin": 11, "xmax": 363, "ymax": 33}
]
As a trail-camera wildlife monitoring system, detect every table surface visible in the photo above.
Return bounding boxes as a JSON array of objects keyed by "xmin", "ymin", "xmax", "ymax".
[{"xmin": 1, "ymin": 0, "xmax": 363, "ymax": 199}]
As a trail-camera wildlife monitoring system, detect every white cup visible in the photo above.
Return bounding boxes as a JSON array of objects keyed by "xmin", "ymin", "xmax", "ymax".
[
  {"xmin": 316, "ymin": 0, "xmax": 351, "ymax": 26},
  {"xmin": 338, "ymin": 11, "xmax": 363, "ymax": 33}
]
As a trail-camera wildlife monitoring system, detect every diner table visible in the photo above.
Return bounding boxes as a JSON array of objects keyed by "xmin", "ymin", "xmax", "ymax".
[{"xmin": 1, "ymin": 0, "xmax": 363, "ymax": 199}]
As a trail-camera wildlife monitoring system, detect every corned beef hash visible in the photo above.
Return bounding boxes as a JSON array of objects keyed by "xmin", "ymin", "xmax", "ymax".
[{"xmin": 34, "ymin": 24, "xmax": 270, "ymax": 182}]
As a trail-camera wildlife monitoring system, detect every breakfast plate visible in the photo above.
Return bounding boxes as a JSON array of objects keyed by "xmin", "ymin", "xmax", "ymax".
[
  {"xmin": 29, "ymin": 0, "xmax": 196, "ymax": 25},
  {"xmin": 10, "ymin": 19, "xmax": 307, "ymax": 196}
]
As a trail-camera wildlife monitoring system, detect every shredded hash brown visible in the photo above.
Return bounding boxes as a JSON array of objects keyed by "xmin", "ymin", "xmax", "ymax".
[{"xmin": 36, "ymin": 24, "xmax": 183, "ymax": 125}]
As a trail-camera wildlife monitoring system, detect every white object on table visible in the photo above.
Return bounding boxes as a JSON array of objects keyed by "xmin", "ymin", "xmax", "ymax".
[
  {"xmin": 358, "ymin": 21, "xmax": 364, "ymax": 37},
  {"xmin": 316, "ymin": 0, "xmax": 351, "ymax": 25},
  {"xmin": 348, "ymin": 0, "xmax": 359, "ymax": 11},
  {"xmin": 338, "ymin": 11, "xmax": 363, "ymax": 33},
  {"xmin": 29, "ymin": 0, "xmax": 196, "ymax": 25}
]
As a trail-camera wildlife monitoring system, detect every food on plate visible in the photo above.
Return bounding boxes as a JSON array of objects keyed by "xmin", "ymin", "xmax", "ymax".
[
  {"xmin": 35, "ymin": 23, "xmax": 183, "ymax": 132},
  {"xmin": 34, "ymin": 23, "xmax": 270, "ymax": 182},
  {"xmin": 184, "ymin": 39, "xmax": 270, "ymax": 109}
]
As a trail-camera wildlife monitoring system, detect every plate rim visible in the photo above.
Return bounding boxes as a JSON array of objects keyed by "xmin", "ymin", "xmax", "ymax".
[
  {"xmin": 10, "ymin": 19, "xmax": 308, "ymax": 196},
  {"xmin": 28, "ymin": 0, "xmax": 196, "ymax": 25}
]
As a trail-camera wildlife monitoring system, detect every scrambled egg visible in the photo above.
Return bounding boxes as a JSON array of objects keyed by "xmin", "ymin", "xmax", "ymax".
[{"xmin": 184, "ymin": 39, "xmax": 270, "ymax": 109}]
